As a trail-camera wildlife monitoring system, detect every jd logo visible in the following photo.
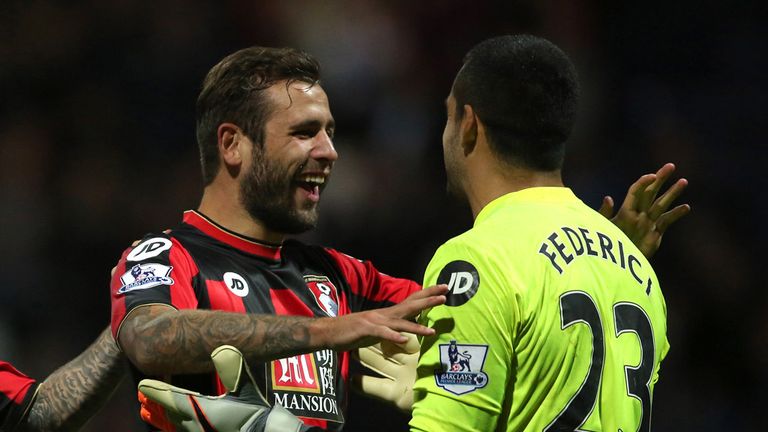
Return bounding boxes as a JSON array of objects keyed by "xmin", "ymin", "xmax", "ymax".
[
  {"xmin": 223, "ymin": 272, "xmax": 249, "ymax": 297},
  {"xmin": 436, "ymin": 261, "xmax": 480, "ymax": 306},
  {"xmin": 447, "ymin": 272, "xmax": 475, "ymax": 295},
  {"xmin": 127, "ymin": 238, "xmax": 173, "ymax": 261}
]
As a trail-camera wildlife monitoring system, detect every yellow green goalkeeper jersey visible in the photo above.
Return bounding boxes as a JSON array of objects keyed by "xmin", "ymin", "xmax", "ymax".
[{"xmin": 410, "ymin": 187, "xmax": 669, "ymax": 432}]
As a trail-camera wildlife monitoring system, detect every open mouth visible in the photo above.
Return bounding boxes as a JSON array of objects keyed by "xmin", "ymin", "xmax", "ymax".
[{"xmin": 295, "ymin": 174, "xmax": 326, "ymax": 202}]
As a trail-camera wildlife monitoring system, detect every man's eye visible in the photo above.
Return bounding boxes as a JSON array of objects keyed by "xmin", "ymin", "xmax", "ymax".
[
  {"xmin": 326, "ymin": 129, "xmax": 335, "ymax": 139},
  {"xmin": 293, "ymin": 131, "xmax": 314, "ymax": 138}
]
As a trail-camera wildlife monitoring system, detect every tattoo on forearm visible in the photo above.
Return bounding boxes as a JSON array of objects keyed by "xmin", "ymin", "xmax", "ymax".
[
  {"xmin": 122, "ymin": 306, "xmax": 315, "ymax": 375},
  {"xmin": 19, "ymin": 327, "xmax": 125, "ymax": 432}
]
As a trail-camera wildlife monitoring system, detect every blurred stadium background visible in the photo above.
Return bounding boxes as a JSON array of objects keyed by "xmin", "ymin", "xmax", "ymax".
[{"xmin": 0, "ymin": 1, "xmax": 762, "ymax": 430}]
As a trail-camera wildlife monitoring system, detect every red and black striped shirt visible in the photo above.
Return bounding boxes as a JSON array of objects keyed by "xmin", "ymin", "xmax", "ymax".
[
  {"xmin": 0, "ymin": 361, "xmax": 37, "ymax": 431},
  {"xmin": 110, "ymin": 210, "xmax": 419, "ymax": 431}
]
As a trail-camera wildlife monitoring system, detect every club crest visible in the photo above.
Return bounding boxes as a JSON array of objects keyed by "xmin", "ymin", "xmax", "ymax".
[
  {"xmin": 304, "ymin": 275, "xmax": 339, "ymax": 317},
  {"xmin": 435, "ymin": 340, "xmax": 489, "ymax": 395},
  {"xmin": 118, "ymin": 263, "xmax": 174, "ymax": 294}
]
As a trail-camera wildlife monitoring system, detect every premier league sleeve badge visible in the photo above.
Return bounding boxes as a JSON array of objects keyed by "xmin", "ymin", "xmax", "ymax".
[
  {"xmin": 434, "ymin": 340, "xmax": 489, "ymax": 395},
  {"xmin": 117, "ymin": 263, "xmax": 175, "ymax": 294}
]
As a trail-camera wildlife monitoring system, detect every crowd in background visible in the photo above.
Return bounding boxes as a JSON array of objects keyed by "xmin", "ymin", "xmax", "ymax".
[{"xmin": 0, "ymin": 1, "xmax": 762, "ymax": 430}]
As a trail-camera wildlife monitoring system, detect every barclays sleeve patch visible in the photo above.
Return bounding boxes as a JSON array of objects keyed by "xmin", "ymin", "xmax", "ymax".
[
  {"xmin": 118, "ymin": 263, "xmax": 174, "ymax": 294},
  {"xmin": 434, "ymin": 340, "xmax": 489, "ymax": 395}
]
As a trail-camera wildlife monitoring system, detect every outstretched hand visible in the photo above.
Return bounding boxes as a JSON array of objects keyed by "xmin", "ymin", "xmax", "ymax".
[
  {"xmin": 599, "ymin": 163, "xmax": 690, "ymax": 258},
  {"xmin": 315, "ymin": 284, "xmax": 448, "ymax": 352}
]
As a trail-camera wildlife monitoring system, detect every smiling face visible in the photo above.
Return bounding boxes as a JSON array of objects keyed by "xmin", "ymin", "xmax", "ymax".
[{"xmin": 239, "ymin": 80, "xmax": 337, "ymax": 235}]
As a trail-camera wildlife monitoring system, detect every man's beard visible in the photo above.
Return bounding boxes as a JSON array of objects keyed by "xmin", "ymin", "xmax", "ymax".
[
  {"xmin": 445, "ymin": 174, "xmax": 469, "ymax": 207},
  {"xmin": 240, "ymin": 152, "xmax": 319, "ymax": 235},
  {"xmin": 443, "ymin": 144, "xmax": 468, "ymax": 205}
]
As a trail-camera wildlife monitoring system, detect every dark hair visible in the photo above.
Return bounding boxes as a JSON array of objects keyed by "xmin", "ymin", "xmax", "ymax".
[
  {"xmin": 453, "ymin": 35, "xmax": 579, "ymax": 170},
  {"xmin": 196, "ymin": 47, "xmax": 321, "ymax": 185}
]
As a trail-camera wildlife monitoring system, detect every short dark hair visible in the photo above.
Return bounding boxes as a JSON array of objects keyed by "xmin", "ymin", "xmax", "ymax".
[
  {"xmin": 196, "ymin": 47, "xmax": 321, "ymax": 185},
  {"xmin": 453, "ymin": 35, "xmax": 579, "ymax": 171}
]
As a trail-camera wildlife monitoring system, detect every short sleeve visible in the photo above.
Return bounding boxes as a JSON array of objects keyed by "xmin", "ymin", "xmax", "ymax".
[
  {"xmin": 0, "ymin": 361, "xmax": 38, "ymax": 430},
  {"xmin": 110, "ymin": 234, "xmax": 199, "ymax": 340},
  {"xmin": 410, "ymin": 240, "xmax": 520, "ymax": 431}
]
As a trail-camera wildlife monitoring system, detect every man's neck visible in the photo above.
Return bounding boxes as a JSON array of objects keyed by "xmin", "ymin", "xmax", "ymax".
[
  {"xmin": 466, "ymin": 166, "xmax": 563, "ymax": 219},
  {"xmin": 197, "ymin": 183, "xmax": 285, "ymax": 244}
]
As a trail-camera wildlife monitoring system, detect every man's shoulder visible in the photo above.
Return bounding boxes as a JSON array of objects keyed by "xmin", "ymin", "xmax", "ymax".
[
  {"xmin": 120, "ymin": 222, "xmax": 210, "ymax": 265},
  {"xmin": 432, "ymin": 221, "xmax": 513, "ymax": 264},
  {"xmin": 123, "ymin": 218, "xmax": 193, "ymax": 247},
  {"xmin": 425, "ymin": 231, "xmax": 492, "ymax": 284}
]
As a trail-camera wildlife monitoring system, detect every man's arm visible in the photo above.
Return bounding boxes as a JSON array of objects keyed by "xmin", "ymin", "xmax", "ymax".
[
  {"xmin": 17, "ymin": 327, "xmax": 125, "ymax": 432},
  {"xmin": 119, "ymin": 285, "xmax": 448, "ymax": 376},
  {"xmin": 411, "ymin": 243, "xmax": 512, "ymax": 432}
]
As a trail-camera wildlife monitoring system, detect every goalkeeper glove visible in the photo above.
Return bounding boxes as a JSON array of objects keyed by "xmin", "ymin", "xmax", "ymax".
[
  {"xmin": 353, "ymin": 332, "xmax": 419, "ymax": 412},
  {"xmin": 138, "ymin": 345, "xmax": 313, "ymax": 432}
]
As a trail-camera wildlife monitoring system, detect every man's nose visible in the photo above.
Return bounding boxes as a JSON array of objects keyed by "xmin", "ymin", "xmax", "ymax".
[{"xmin": 312, "ymin": 131, "xmax": 338, "ymax": 163}]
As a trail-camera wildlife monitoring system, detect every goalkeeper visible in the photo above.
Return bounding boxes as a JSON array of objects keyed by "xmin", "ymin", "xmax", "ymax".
[{"xmin": 410, "ymin": 36, "xmax": 686, "ymax": 431}]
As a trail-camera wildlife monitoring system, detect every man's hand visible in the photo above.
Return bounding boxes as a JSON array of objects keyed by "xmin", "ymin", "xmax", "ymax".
[
  {"xmin": 352, "ymin": 333, "xmax": 419, "ymax": 412},
  {"xmin": 138, "ymin": 345, "xmax": 311, "ymax": 432},
  {"xmin": 599, "ymin": 163, "xmax": 690, "ymax": 258},
  {"xmin": 313, "ymin": 284, "xmax": 448, "ymax": 352}
]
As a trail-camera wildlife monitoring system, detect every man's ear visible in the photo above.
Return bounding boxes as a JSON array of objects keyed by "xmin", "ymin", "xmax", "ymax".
[
  {"xmin": 460, "ymin": 104, "xmax": 478, "ymax": 156},
  {"xmin": 217, "ymin": 123, "xmax": 245, "ymax": 167}
]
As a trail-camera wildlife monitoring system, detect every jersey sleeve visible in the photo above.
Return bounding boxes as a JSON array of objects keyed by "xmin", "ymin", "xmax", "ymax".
[
  {"xmin": 0, "ymin": 361, "xmax": 38, "ymax": 431},
  {"xmin": 322, "ymin": 248, "xmax": 420, "ymax": 311},
  {"xmin": 110, "ymin": 234, "xmax": 200, "ymax": 341},
  {"xmin": 410, "ymin": 239, "xmax": 520, "ymax": 432}
]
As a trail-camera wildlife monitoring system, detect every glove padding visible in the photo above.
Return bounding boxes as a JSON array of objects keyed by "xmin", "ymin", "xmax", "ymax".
[
  {"xmin": 353, "ymin": 333, "xmax": 419, "ymax": 412},
  {"xmin": 138, "ymin": 345, "xmax": 309, "ymax": 432}
]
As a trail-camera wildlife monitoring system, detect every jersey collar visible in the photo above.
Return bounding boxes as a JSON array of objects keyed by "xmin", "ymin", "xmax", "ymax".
[
  {"xmin": 475, "ymin": 187, "xmax": 581, "ymax": 226},
  {"xmin": 183, "ymin": 210, "xmax": 282, "ymax": 260}
]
